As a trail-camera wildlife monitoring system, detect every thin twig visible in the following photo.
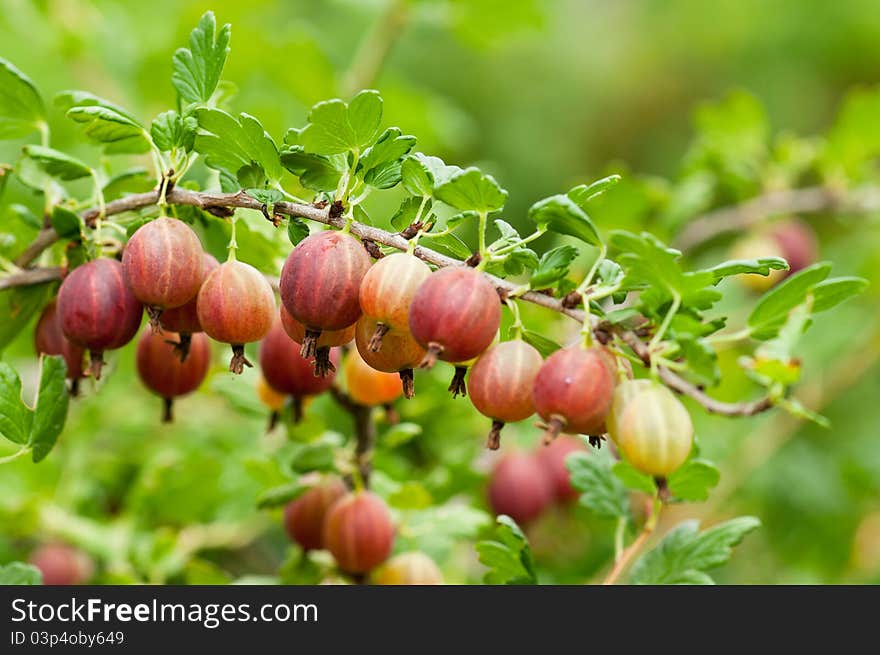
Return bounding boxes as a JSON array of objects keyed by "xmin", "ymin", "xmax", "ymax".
[
  {"xmin": 603, "ymin": 498, "xmax": 662, "ymax": 585},
  {"xmin": 7, "ymin": 187, "xmax": 776, "ymax": 418},
  {"xmin": 329, "ymin": 386, "xmax": 377, "ymax": 487},
  {"xmin": 673, "ymin": 185, "xmax": 880, "ymax": 251},
  {"xmin": 0, "ymin": 266, "xmax": 62, "ymax": 291}
]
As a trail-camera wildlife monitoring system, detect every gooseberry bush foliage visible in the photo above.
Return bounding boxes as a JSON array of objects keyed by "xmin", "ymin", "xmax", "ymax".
[{"xmin": 0, "ymin": 12, "xmax": 868, "ymax": 586}]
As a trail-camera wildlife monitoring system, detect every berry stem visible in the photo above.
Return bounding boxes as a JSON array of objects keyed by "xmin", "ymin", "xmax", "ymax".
[
  {"xmin": 505, "ymin": 298, "xmax": 524, "ymax": 340},
  {"xmin": 162, "ymin": 397, "xmax": 174, "ymax": 423},
  {"xmin": 602, "ymin": 490, "xmax": 662, "ymax": 585},
  {"xmin": 486, "ymin": 419, "xmax": 505, "ymax": 450},
  {"xmin": 477, "ymin": 210, "xmax": 488, "ymax": 262}
]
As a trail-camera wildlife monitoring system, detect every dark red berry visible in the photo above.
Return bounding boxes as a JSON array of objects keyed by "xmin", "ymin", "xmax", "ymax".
[
  {"xmin": 488, "ymin": 451, "xmax": 554, "ymax": 526},
  {"xmin": 197, "ymin": 260, "xmax": 275, "ymax": 374},
  {"xmin": 408, "ymin": 266, "xmax": 501, "ymax": 367},
  {"xmin": 136, "ymin": 329, "xmax": 211, "ymax": 422},
  {"xmin": 56, "ymin": 258, "xmax": 143, "ymax": 380},
  {"xmin": 354, "ymin": 316, "xmax": 425, "ymax": 399},
  {"xmin": 322, "ymin": 491, "xmax": 395, "ymax": 574},
  {"xmin": 359, "ymin": 252, "xmax": 431, "ymax": 351},
  {"xmin": 159, "ymin": 253, "xmax": 219, "ymax": 361},
  {"xmin": 771, "ymin": 218, "xmax": 818, "ymax": 275},
  {"xmin": 29, "ymin": 544, "xmax": 93, "ymax": 585},
  {"xmin": 469, "ymin": 340, "xmax": 542, "ymax": 449},
  {"xmin": 34, "ymin": 300, "xmax": 86, "ymax": 395},
  {"xmin": 280, "ymin": 305, "xmax": 354, "ymax": 377},
  {"xmin": 122, "ymin": 217, "xmax": 204, "ymax": 329},
  {"xmin": 259, "ymin": 319, "xmax": 339, "ymax": 422},
  {"xmin": 280, "ymin": 230, "xmax": 371, "ymax": 359},
  {"xmin": 535, "ymin": 435, "xmax": 588, "ymax": 503},
  {"xmin": 532, "ymin": 345, "xmax": 617, "ymax": 444},
  {"xmin": 283, "ymin": 477, "xmax": 347, "ymax": 551}
]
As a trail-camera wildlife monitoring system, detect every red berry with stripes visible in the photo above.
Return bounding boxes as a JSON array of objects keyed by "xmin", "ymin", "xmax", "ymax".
[
  {"xmin": 34, "ymin": 300, "xmax": 86, "ymax": 395},
  {"xmin": 408, "ymin": 267, "xmax": 501, "ymax": 397},
  {"xmin": 532, "ymin": 345, "xmax": 617, "ymax": 444},
  {"xmin": 355, "ymin": 316, "xmax": 425, "ymax": 399},
  {"xmin": 259, "ymin": 319, "xmax": 339, "ymax": 422},
  {"xmin": 469, "ymin": 340, "xmax": 542, "ymax": 449},
  {"xmin": 358, "ymin": 252, "xmax": 431, "ymax": 351},
  {"xmin": 322, "ymin": 491, "xmax": 395, "ymax": 574},
  {"xmin": 488, "ymin": 451, "xmax": 554, "ymax": 526},
  {"xmin": 122, "ymin": 217, "xmax": 204, "ymax": 329},
  {"xmin": 29, "ymin": 544, "xmax": 93, "ymax": 585},
  {"xmin": 159, "ymin": 253, "xmax": 219, "ymax": 361},
  {"xmin": 197, "ymin": 260, "xmax": 275, "ymax": 374},
  {"xmin": 280, "ymin": 230, "xmax": 371, "ymax": 359},
  {"xmin": 283, "ymin": 477, "xmax": 347, "ymax": 551},
  {"xmin": 280, "ymin": 304, "xmax": 354, "ymax": 377},
  {"xmin": 56, "ymin": 258, "xmax": 143, "ymax": 380},
  {"xmin": 136, "ymin": 329, "xmax": 211, "ymax": 422}
]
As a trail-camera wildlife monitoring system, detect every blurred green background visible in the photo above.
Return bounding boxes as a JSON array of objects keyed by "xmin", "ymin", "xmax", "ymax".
[{"xmin": 0, "ymin": 0, "xmax": 879, "ymax": 584}]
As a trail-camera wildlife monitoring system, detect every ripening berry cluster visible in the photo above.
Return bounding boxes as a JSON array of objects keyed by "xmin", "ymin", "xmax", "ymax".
[
  {"xmin": 37, "ymin": 216, "xmax": 696, "ymax": 478},
  {"xmin": 282, "ymin": 478, "xmax": 442, "ymax": 584}
]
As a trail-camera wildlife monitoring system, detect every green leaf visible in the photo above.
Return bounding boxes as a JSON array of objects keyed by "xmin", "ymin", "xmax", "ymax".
[
  {"xmin": 0, "ymin": 362, "xmax": 32, "ymax": 445},
  {"xmin": 780, "ymin": 397, "xmax": 830, "ymax": 428},
  {"xmin": 529, "ymin": 245, "xmax": 579, "ymax": 289},
  {"xmin": 390, "ymin": 196, "xmax": 425, "ymax": 231},
  {"xmin": 29, "ymin": 355, "xmax": 69, "ymax": 462},
  {"xmin": 434, "ymin": 167, "xmax": 507, "ymax": 212},
  {"xmin": 102, "ymin": 168, "xmax": 154, "ymax": 201},
  {"xmin": 65, "ymin": 106, "xmax": 149, "ymax": 153},
  {"xmin": 401, "ymin": 153, "xmax": 444, "ymax": 196},
  {"xmin": 629, "ymin": 516, "xmax": 760, "ymax": 585},
  {"xmin": 382, "ymin": 422, "xmax": 422, "ymax": 448},
  {"xmin": 288, "ymin": 434, "xmax": 343, "ymax": 474},
  {"xmin": 612, "ymin": 461, "xmax": 656, "ymax": 494},
  {"xmin": 50, "ymin": 205, "xmax": 82, "ymax": 239},
  {"xmin": 566, "ymin": 452, "xmax": 629, "ymax": 519},
  {"xmin": 194, "ymin": 108, "xmax": 282, "ymax": 185},
  {"xmin": 172, "ymin": 11, "xmax": 231, "ymax": 105},
  {"xmin": 0, "ymin": 562, "xmax": 42, "ymax": 585},
  {"xmin": 151, "ymin": 110, "xmax": 197, "ymax": 152},
  {"xmin": 256, "ymin": 481, "xmax": 306, "ymax": 509},
  {"xmin": 667, "ymin": 460, "xmax": 720, "ymax": 502},
  {"xmin": 21, "ymin": 145, "xmax": 92, "ymax": 181},
  {"xmin": 359, "ymin": 127, "xmax": 416, "ymax": 189},
  {"xmin": 529, "ymin": 194, "xmax": 600, "ymax": 246},
  {"xmin": 301, "ymin": 99, "xmax": 354, "ymax": 155},
  {"xmin": 347, "ymin": 89, "xmax": 383, "ymax": 150},
  {"xmin": 520, "ymin": 330, "xmax": 561, "ymax": 358},
  {"xmin": 475, "ymin": 515, "xmax": 537, "ymax": 585},
  {"xmin": 567, "ymin": 174, "xmax": 621, "ymax": 208},
  {"xmin": 423, "ymin": 233, "xmax": 472, "ymax": 260},
  {"xmin": 280, "ymin": 146, "xmax": 344, "ymax": 192},
  {"xmin": 747, "ymin": 262, "xmax": 832, "ymax": 340},
  {"xmin": 0, "ymin": 285, "xmax": 53, "ymax": 352},
  {"xmin": 709, "ymin": 257, "xmax": 789, "ymax": 280},
  {"xmin": 287, "ymin": 218, "xmax": 310, "ymax": 246},
  {"xmin": 0, "ymin": 57, "xmax": 45, "ymax": 139},
  {"xmin": 245, "ymin": 188, "xmax": 283, "ymax": 206},
  {"xmin": 810, "ymin": 277, "xmax": 868, "ymax": 314}
]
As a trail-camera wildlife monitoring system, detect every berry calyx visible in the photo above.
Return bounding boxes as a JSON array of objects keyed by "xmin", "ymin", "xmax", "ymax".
[
  {"xmin": 197, "ymin": 260, "xmax": 275, "ymax": 374},
  {"xmin": 280, "ymin": 305, "xmax": 354, "ymax": 377},
  {"xmin": 283, "ymin": 477, "xmax": 348, "ymax": 551},
  {"xmin": 159, "ymin": 253, "xmax": 220, "ymax": 362},
  {"xmin": 259, "ymin": 319, "xmax": 339, "ymax": 422},
  {"xmin": 372, "ymin": 552, "xmax": 443, "ymax": 585},
  {"xmin": 468, "ymin": 340, "xmax": 543, "ymax": 449},
  {"xmin": 136, "ymin": 329, "xmax": 211, "ymax": 422},
  {"xmin": 122, "ymin": 217, "xmax": 205, "ymax": 330},
  {"xmin": 358, "ymin": 252, "xmax": 431, "ymax": 351},
  {"xmin": 532, "ymin": 345, "xmax": 617, "ymax": 444},
  {"xmin": 488, "ymin": 451, "xmax": 554, "ymax": 526},
  {"xmin": 344, "ymin": 349, "xmax": 404, "ymax": 407},
  {"xmin": 56, "ymin": 258, "xmax": 144, "ymax": 380},
  {"xmin": 613, "ymin": 382, "xmax": 694, "ymax": 477},
  {"xmin": 409, "ymin": 267, "xmax": 501, "ymax": 370},
  {"xmin": 34, "ymin": 300, "xmax": 86, "ymax": 396},
  {"xmin": 354, "ymin": 316, "xmax": 425, "ymax": 399},
  {"xmin": 280, "ymin": 230, "xmax": 371, "ymax": 359},
  {"xmin": 322, "ymin": 491, "xmax": 395, "ymax": 574},
  {"xmin": 535, "ymin": 435, "xmax": 588, "ymax": 503}
]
